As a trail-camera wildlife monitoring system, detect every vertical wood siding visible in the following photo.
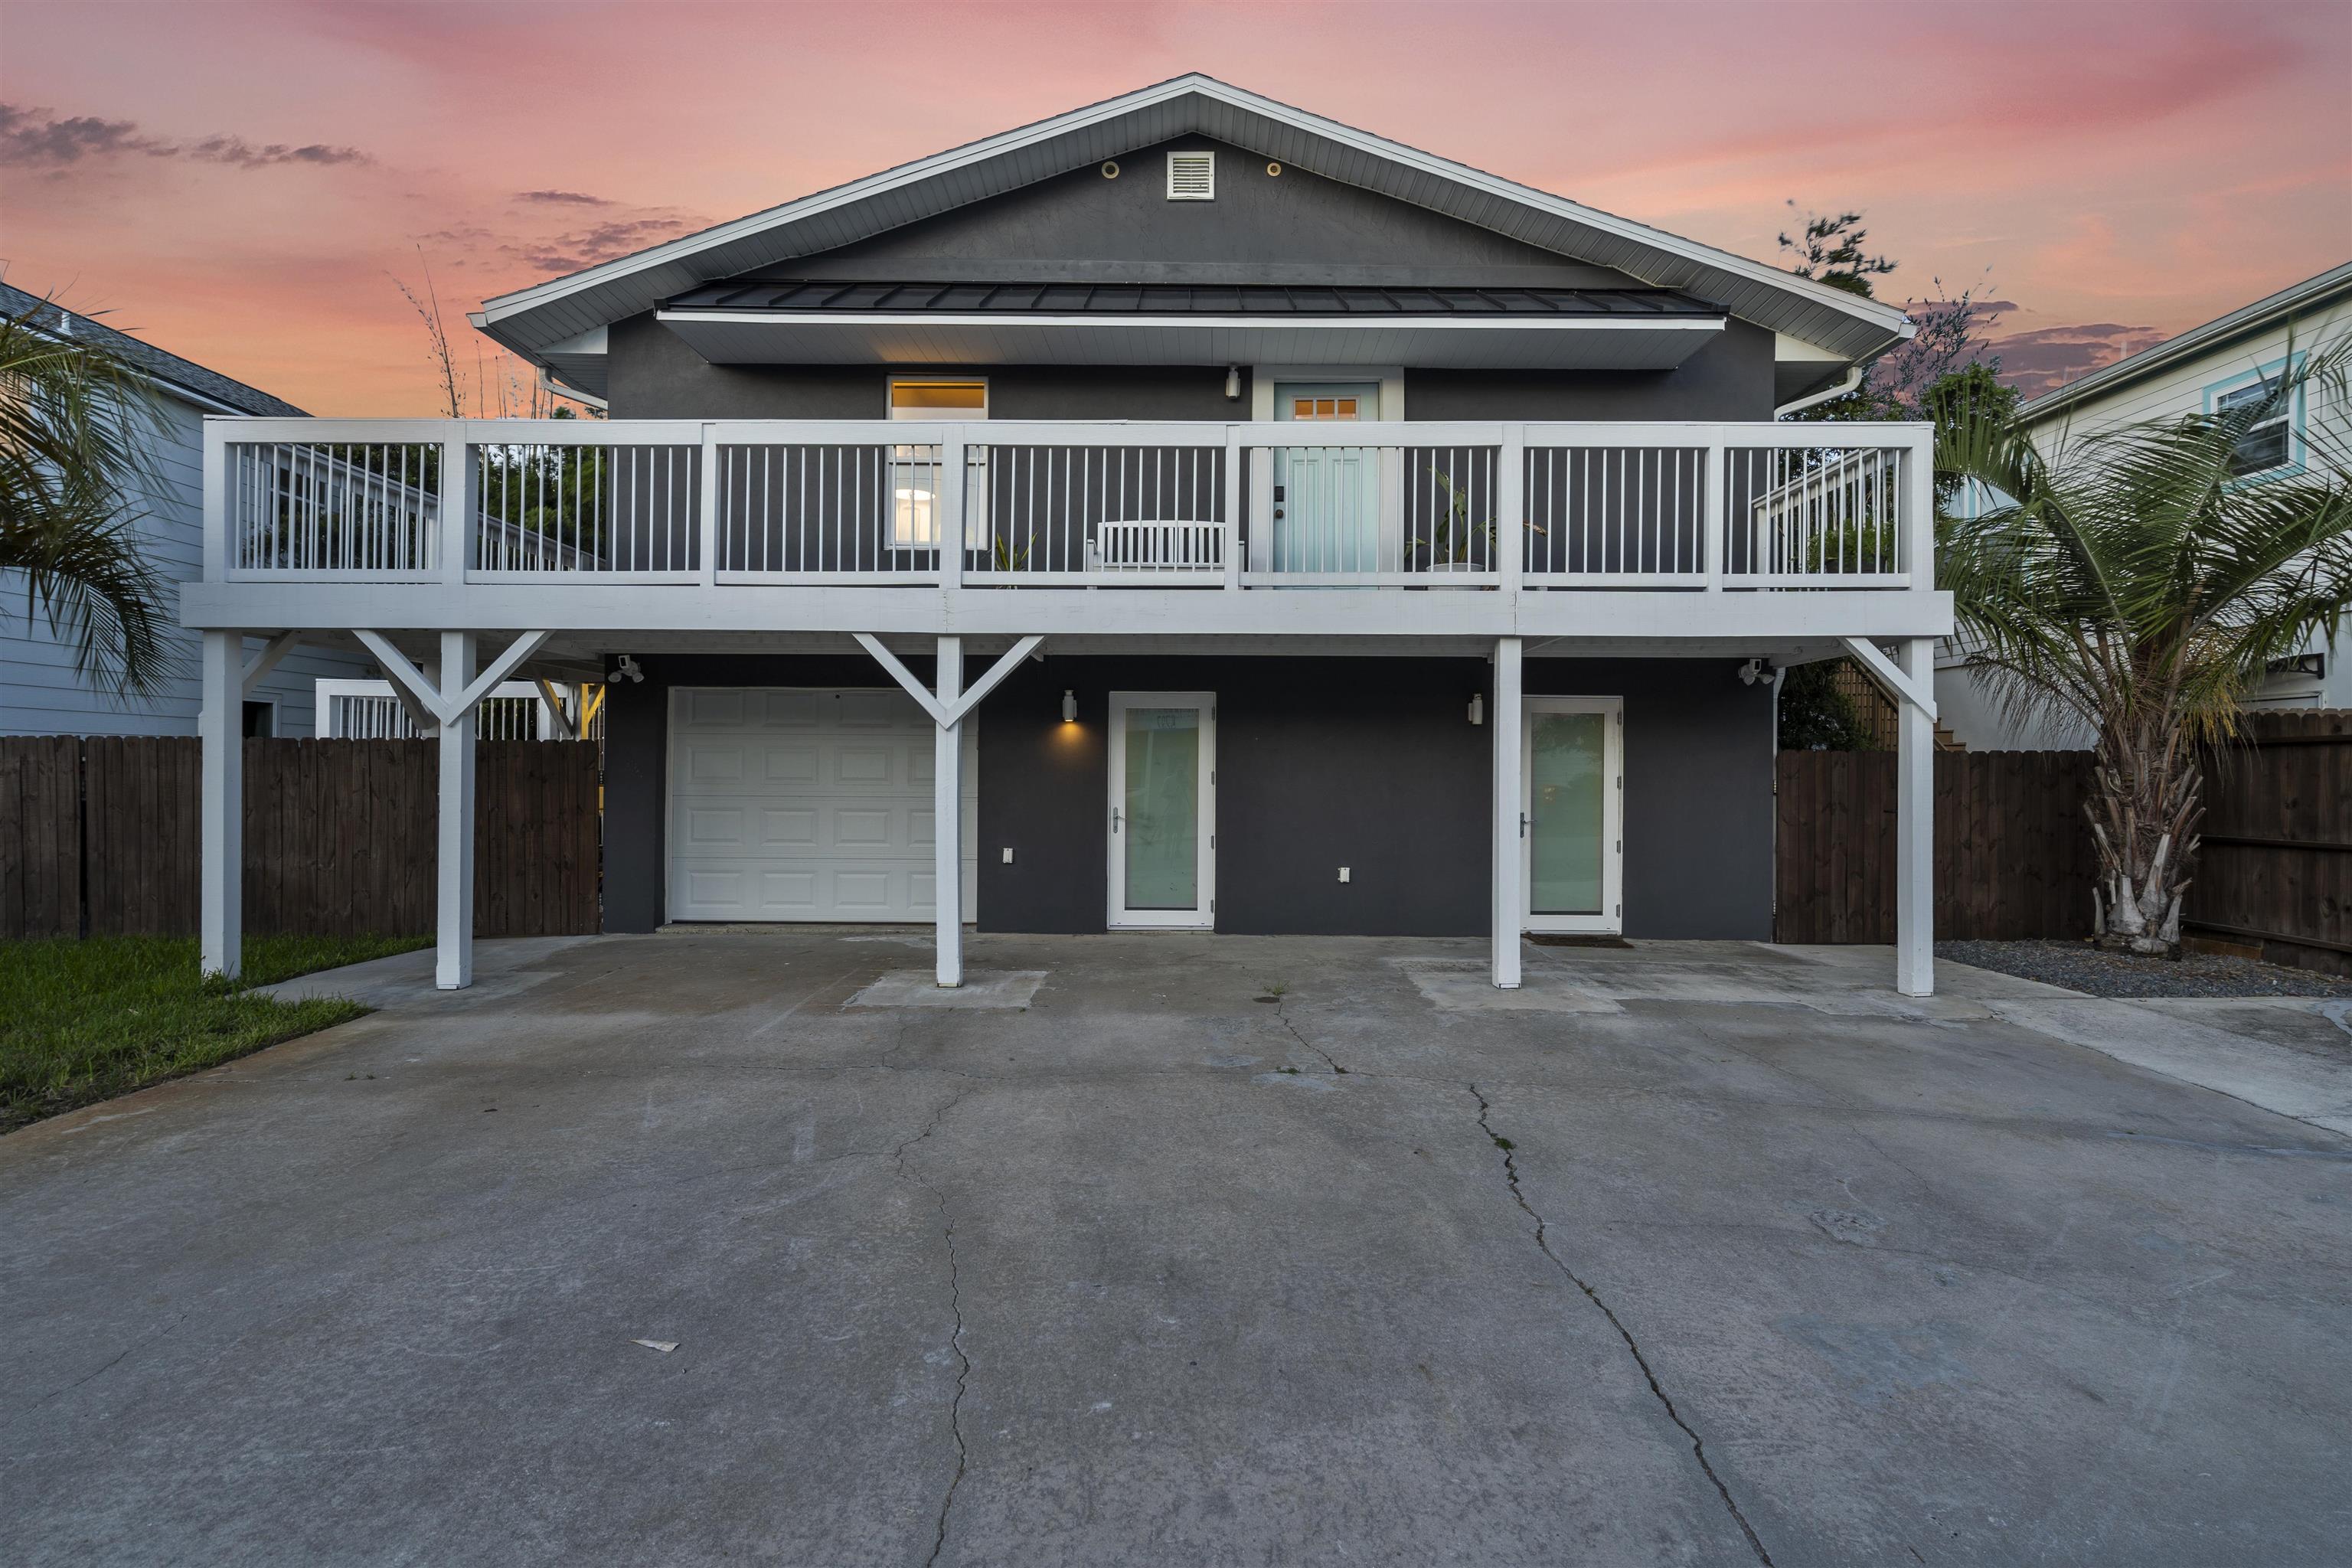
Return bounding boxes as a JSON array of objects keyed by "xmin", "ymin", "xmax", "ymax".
[
  {"xmin": 1774, "ymin": 750, "xmax": 2100, "ymax": 944},
  {"xmin": 2189, "ymin": 710, "xmax": 2350, "ymax": 976},
  {"xmin": 0, "ymin": 737, "xmax": 600, "ymax": 939}
]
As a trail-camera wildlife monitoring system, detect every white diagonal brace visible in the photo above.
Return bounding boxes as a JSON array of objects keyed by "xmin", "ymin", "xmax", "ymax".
[
  {"xmin": 354, "ymin": 629, "xmax": 446, "ymax": 722},
  {"xmin": 449, "ymin": 631, "xmax": 553, "ymax": 719},
  {"xmin": 534, "ymin": 678, "xmax": 577, "ymax": 740},
  {"xmin": 852, "ymin": 633, "xmax": 949, "ymax": 726},
  {"xmin": 1841, "ymin": 636, "xmax": 1937, "ymax": 721},
  {"xmin": 354, "ymin": 629, "xmax": 552, "ymax": 725},
  {"xmin": 942, "ymin": 635, "xmax": 1043, "ymax": 726},
  {"xmin": 240, "ymin": 631, "xmax": 299, "ymax": 697}
]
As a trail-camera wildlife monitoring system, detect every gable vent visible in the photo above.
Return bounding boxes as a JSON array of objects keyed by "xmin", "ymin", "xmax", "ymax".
[{"xmin": 1165, "ymin": 150, "xmax": 1215, "ymax": 201}]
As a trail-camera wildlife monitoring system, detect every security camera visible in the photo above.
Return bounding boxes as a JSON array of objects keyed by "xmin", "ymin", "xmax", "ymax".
[
  {"xmin": 610, "ymin": 654, "xmax": 645, "ymax": 684},
  {"xmin": 1737, "ymin": 658, "xmax": 1773, "ymax": 687}
]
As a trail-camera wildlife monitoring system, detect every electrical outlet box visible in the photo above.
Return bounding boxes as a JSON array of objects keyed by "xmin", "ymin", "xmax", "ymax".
[
  {"xmin": 1001, "ymin": 847, "xmax": 1014, "ymax": 864},
  {"xmin": 1338, "ymin": 867, "xmax": 1351, "ymax": 883}
]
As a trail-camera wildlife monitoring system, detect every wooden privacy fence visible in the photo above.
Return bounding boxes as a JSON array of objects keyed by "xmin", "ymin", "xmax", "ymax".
[
  {"xmin": 0, "ymin": 737, "xmax": 600, "ymax": 941},
  {"xmin": 1775, "ymin": 750, "xmax": 2100, "ymax": 944},
  {"xmin": 1775, "ymin": 716, "xmax": 2349, "ymax": 975},
  {"xmin": 2189, "ymin": 710, "xmax": 2350, "ymax": 976}
]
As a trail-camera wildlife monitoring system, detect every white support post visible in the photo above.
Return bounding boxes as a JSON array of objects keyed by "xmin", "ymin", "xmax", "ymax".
[
  {"xmin": 1904, "ymin": 426, "xmax": 1935, "ymax": 589},
  {"xmin": 697, "ymin": 422, "xmax": 720, "ymax": 589},
  {"xmin": 1703, "ymin": 439, "xmax": 1727, "ymax": 592},
  {"xmin": 1222, "ymin": 429, "xmax": 1244, "ymax": 590},
  {"xmin": 439, "ymin": 422, "xmax": 469, "ymax": 586},
  {"xmin": 934, "ymin": 635, "xmax": 963, "ymax": 988},
  {"xmin": 1895, "ymin": 636, "xmax": 1935, "ymax": 997},
  {"xmin": 1495, "ymin": 424, "xmax": 1524, "ymax": 593},
  {"xmin": 437, "ymin": 631, "xmax": 478, "ymax": 990},
  {"xmin": 199, "ymin": 629, "xmax": 243, "ymax": 980},
  {"xmin": 1491, "ymin": 635, "xmax": 1524, "ymax": 989},
  {"xmin": 939, "ymin": 431, "xmax": 967, "ymax": 590}
]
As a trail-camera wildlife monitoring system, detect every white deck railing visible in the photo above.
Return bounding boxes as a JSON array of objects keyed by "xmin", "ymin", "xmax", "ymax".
[{"xmin": 205, "ymin": 418, "xmax": 1933, "ymax": 594}]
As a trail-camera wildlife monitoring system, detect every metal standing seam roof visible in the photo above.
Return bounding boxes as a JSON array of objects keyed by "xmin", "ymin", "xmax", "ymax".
[
  {"xmin": 662, "ymin": 279, "xmax": 1725, "ymax": 318},
  {"xmin": 0, "ymin": 280, "xmax": 307, "ymax": 418}
]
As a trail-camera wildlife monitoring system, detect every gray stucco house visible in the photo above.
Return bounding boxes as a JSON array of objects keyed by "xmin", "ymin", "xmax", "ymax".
[{"xmin": 183, "ymin": 76, "xmax": 1948, "ymax": 995}]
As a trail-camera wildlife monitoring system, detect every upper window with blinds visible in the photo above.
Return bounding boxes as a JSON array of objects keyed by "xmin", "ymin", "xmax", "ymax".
[{"xmin": 1165, "ymin": 150, "xmax": 1214, "ymax": 201}]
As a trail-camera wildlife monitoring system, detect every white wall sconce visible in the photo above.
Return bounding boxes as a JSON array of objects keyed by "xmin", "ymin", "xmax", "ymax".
[
  {"xmin": 1467, "ymin": 692, "xmax": 1485, "ymax": 725},
  {"xmin": 1060, "ymin": 689, "xmax": 1078, "ymax": 723},
  {"xmin": 1223, "ymin": 365, "xmax": 1241, "ymax": 400}
]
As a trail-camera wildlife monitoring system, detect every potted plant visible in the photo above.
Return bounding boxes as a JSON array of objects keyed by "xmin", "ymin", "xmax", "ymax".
[{"xmin": 1415, "ymin": 465, "xmax": 1537, "ymax": 581}]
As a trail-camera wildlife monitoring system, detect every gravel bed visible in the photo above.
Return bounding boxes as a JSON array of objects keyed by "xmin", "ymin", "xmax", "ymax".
[{"xmin": 1936, "ymin": 939, "xmax": 2352, "ymax": 999}]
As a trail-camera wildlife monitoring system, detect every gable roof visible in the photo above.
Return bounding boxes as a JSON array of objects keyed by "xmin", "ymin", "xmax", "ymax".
[
  {"xmin": 474, "ymin": 74, "xmax": 1911, "ymax": 371},
  {"xmin": 0, "ymin": 279, "xmax": 306, "ymax": 417},
  {"xmin": 2019, "ymin": 261, "xmax": 2352, "ymax": 422}
]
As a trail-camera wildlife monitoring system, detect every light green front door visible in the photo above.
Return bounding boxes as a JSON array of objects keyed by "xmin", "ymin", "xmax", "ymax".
[
  {"xmin": 1523, "ymin": 698, "xmax": 1622, "ymax": 932},
  {"xmin": 1274, "ymin": 383, "xmax": 1381, "ymax": 573},
  {"xmin": 1109, "ymin": 692, "xmax": 1216, "ymax": 927}
]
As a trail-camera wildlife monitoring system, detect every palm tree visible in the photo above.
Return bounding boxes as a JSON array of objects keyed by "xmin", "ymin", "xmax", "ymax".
[
  {"xmin": 1936, "ymin": 341, "xmax": 2352, "ymax": 956},
  {"xmin": 0, "ymin": 296, "xmax": 172, "ymax": 694}
]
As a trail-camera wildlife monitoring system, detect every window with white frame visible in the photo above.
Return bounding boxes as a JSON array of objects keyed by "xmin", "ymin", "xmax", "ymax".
[
  {"xmin": 2215, "ymin": 371, "xmax": 2297, "ymax": 478},
  {"xmin": 887, "ymin": 378, "xmax": 987, "ymax": 550}
]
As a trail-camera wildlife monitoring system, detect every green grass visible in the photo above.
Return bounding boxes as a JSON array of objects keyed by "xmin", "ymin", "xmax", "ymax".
[{"xmin": 0, "ymin": 933, "xmax": 431, "ymax": 1133}]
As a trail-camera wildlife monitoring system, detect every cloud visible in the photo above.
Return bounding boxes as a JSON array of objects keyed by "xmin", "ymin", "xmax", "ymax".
[
  {"xmin": 1987, "ymin": 322, "xmax": 2173, "ymax": 398},
  {"xmin": 0, "ymin": 103, "xmax": 367, "ymax": 168},
  {"xmin": 514, "ymin": 189, "xmax": 612, "ymax": 206},
  {"xmin": 186, "ymin": 135, "xmax": 369, "ymax": 168},
  {"xmin": 0, "ymin": 103, "xmax": 173, "ymax": 162},
  {"xmin": 511, "ymin": 216, "xmax": 696, "ymax": 274}
]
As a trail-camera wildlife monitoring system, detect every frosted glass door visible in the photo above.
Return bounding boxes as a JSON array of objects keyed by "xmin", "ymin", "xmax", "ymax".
[
  {"xmin": 1522, "ymin": 698, "xmax": 1621, "ymax": 932},
  {"xmin": 1123, "ymin": 709, "xmax": 1199, "ymax": 909},
  {"xmin": 1108, "ymin": 692, "xmax": 1216, "ymax": 927}
]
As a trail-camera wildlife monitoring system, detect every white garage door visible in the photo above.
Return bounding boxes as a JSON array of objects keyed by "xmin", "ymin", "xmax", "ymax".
[{"xmin": 667, "ymin": 688, "xmax": 978, "ymax": 923}]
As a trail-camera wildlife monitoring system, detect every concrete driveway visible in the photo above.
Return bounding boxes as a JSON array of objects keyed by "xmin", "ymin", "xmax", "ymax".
[{"xmin": 5, "ymin": 933, "xmax": 2348, "ymax": 1566}]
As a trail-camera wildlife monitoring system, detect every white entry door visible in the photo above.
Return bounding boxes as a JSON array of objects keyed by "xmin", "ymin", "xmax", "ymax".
[
  {"xmin": 1522, "ymin": 697, "xmax": 1622, "ymax": 933},
  {"xmin": 667, "ymin": 687, "xmax": 976, "ymax": 922},
  {"xmin": 1106, "ymin": 691, "xmax": 1216, "ymax": 929}
]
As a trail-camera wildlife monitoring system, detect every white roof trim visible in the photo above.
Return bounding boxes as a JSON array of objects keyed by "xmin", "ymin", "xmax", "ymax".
[
  {"xmin": 478, "ymin": 74, "xmax": 1909, "ymax": 364},
  {"xmin": 657, "ymin": 309, "xmax": 1723, "ymax": 334},
  {"xmin": 2020, "ymin": 260, "xmax": 2352, "ymax": 421}
]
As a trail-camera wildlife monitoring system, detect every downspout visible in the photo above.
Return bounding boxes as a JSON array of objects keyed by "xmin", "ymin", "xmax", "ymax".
[
  {"xmin": 1768, "ymin": 663, "xmax": 1786, "ymax": 936},
  {"xmin": 1773, "ymin": 365, "xmax": 1863, "ymax": 419}
]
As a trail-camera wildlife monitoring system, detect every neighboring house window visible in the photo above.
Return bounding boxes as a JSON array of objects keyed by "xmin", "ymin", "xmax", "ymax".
[
  {"xmin": 2208, "ymin": 357, "xmax": 2304, "ymax": 480},
  {"xmin": 887, "ymin": 379, "xmax": 987, "ymax": 550}
]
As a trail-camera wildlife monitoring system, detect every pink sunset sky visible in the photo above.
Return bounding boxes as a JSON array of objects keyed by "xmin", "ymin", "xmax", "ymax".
[{"xmin": 3, "ymin": 0, "xmax": 2347, "ymax": 416}]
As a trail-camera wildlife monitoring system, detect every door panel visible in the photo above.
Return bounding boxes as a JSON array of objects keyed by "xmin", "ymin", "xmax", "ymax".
[
  {"xmin": 1274, "ymin": 382, "xmax": 1381, "ymax": 573},
  {"xmin": 1522, "ymin": 697, "xmax": 1622, "ymax": 933},
  {"xmin": 1107, "ymin": 691, "xmax": 1217, "ymax": 928}
]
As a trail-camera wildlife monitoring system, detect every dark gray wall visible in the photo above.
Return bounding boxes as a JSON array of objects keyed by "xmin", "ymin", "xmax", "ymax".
[
  {"xmin": 606, "ymin": 318, "xmax": 1248, "ymax": 422},
  {"xmin": 599, "ymin": 654, "xmax": 1774, "ymax": 940},
  {"xmin": 603, "ymin": 132, "xmax": 1778, "ymax": 421},
  {"xmin": 1407, "ymin": 319, "xmax": 1779, "ymax": 423},
  {"xmin": 802, "ymin": 136, "xmax": 1631, "ymax": 283}
]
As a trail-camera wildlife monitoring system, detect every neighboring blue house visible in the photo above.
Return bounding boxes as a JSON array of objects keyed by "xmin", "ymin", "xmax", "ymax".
[{"xmin": 0, "ymin": 280, "xmax": 371, "ymax": 736}]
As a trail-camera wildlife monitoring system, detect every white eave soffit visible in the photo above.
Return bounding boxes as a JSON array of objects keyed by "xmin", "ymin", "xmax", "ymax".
[{"xmin": 475, "ymin": 75, "xmax": 1912, "ymax": 366}]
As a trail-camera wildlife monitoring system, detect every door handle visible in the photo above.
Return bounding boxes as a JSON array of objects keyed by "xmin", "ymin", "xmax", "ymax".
[{"xmin": 1112, "ymin": 805, "xmax": 1122, "ymax": 832}]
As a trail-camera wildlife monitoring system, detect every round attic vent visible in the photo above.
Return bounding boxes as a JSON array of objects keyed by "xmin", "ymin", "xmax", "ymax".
[{"xmin": 1100, "ymin": 161, "xmax": 1119, "ymax": 179}]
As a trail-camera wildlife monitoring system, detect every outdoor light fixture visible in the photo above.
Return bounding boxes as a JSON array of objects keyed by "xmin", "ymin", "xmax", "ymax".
[
  {"xmin": 1468, "ymin": 692, "xmax": 1485, "ymax": 725},
  {"xmin": 1737, "ymin": 658, "xmax": 1773, "ymax": 687},
  {"xmin": 1061, "ymin": 689, "xmax": 1078, "ymax": 723},
  {"xmin": 1223, "ymin": 365, "xmax": 1241, "ymax": 400},
  {"xmin": 610, "ymin": 655, "xmax": 645, "ymax": 684}
]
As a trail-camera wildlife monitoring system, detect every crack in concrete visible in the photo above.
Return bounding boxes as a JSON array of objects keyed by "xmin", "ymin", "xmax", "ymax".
[
  {"xmin": 30, "ymin": 1311, "xmax": 188, "ymax": 1410},
  {"xmin": 891, "ymin": 1095, "xmax": 972, "ymax": 1568},
  {"xmin": 1274, "ymin": 999, "xmax": 1345, "ymax": 1075},
  {"xmin": 1467, "ymin": 1082, "xmax": 1773, "ymax": 1566}
]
